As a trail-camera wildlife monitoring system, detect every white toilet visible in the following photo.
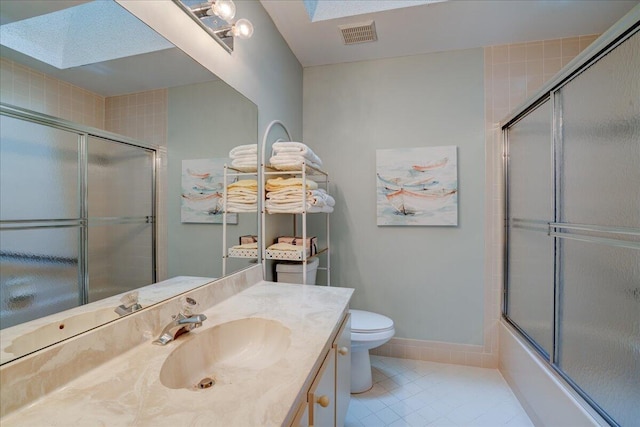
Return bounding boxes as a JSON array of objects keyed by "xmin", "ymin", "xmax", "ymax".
[{"xmin": 349, "ymin": 309, "xmax": 395, "ymax": 393}]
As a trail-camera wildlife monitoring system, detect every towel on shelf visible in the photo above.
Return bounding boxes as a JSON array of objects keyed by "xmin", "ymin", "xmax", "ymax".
[
  {"xmin": 265, "ymin": 177, "xmax": 318, "ymax": 191},
  {"xmin": 269, "ymin": 141, "xmax": 323, "ymax": 171},
  {"xmin": 267, "ymin": 189, "xmax": 334, "ymax": 206},
  {"xmin": 222, "ymin": 179, "xmax": 258, "ymax": 212},
  {"xmin": 228, "ymin": 179, "xmax": 258, "ymax": 190},
  {"xmin": 229, "ymin": 144, "xmax": 257, "ymax": 172},
  {"xmin": 272, "ymin": 142, "xmax": 323, "ymax": 166},
  {"xmin": 269, "ymin": 155, "xmax": 322, "ymax": 171},
  {"xmin": 265, "ymin": 181, "xmax": 334, "ymax": 214},
  {"xmin": 229, "ymin": 144, "xmax": 257, "ymax": 159},
  {"xmin": 266, "ymin": 203, "xmax": 334, "ymax": 214}
]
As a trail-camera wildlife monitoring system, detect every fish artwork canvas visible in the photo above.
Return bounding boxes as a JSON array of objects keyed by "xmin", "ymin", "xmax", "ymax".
[
  {"xmin": 181, "ymin": 158, "xmax": 237, "ymax": 224},
  {"xmin": 376, "ymin": 146, "xmax": 458, "ymax": 226}
]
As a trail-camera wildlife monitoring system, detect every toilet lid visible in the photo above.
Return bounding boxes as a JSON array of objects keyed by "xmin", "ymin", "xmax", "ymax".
[{"xmin": 350, "ymin": 309, "xmax": 394, "ymax": 333}]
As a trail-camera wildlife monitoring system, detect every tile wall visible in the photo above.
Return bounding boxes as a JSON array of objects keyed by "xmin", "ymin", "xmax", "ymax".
[
  {"xmin": 104, "ymin": 90, "xmax": 168, "ymax": 147},
  {"xmin": 0, "ymin": 58, "xmax": 105, "ymax": 129},
  {"xmin": 372, "ymin": 34, "xmax": 600, "ymax": 369}
]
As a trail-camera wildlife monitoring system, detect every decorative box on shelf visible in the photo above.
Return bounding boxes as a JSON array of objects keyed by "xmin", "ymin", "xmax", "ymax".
[
  {"xmin": 239, "ymin": 235, "xmax": 258, "ymax": 245},
  {"xmin": 276, "ymin": 236, "xmax": 317, "ymax": 256},
  {"xmin": 265, "ymin": 248, "xmax": 310, "ymax": 261}
]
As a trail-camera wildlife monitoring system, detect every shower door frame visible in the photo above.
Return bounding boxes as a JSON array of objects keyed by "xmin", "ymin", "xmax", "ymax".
[
  {"xmin": 501, "ymin": 16, "xmax": 640, "ymax": 427},
  {"xmin": 0, "ymin": 102, "xmax": 159, "ymax": 307}
]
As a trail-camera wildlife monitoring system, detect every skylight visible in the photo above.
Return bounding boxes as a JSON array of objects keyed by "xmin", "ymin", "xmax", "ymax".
[
  {"xmin": 0, "ymin": 1, "xmax": 173, "ymax": 70},
  {"xmin": 303, "ymin": 0, "xmax": 448, "ymax": 22}
]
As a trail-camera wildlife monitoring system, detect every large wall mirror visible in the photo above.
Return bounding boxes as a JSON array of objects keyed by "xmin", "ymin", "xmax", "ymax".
[{"xmin": 0, "ymin": 0, "xmax": 258, "ymax": 364}]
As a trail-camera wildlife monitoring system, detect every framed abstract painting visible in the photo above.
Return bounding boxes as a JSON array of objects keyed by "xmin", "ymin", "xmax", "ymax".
[{"xmin": 376, "ymin": 146, "xmax": 458, "ymax": 226}]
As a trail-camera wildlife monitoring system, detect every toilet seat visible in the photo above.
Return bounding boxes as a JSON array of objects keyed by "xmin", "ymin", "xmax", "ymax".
[{"xmin": 350, "ymin": 309, "xmax": 394, "ymax": 334}]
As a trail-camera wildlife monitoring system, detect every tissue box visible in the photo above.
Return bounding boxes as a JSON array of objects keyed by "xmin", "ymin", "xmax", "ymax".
[
  {"xmin": 239, "ymin": 235, "xmax": 258, "ymax": 245},
  {"xmin": 276, "ymin": 236, "xmax": 317, "ymax": 255}
]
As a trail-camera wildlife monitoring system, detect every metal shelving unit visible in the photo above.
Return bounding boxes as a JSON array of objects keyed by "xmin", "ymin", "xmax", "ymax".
[{"xmin": 260, "ymin": 120, "xmax": 331, "ymax": 285}]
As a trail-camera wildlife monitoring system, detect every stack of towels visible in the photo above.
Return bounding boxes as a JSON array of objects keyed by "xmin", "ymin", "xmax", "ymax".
[
  {"xmin": 265, "ymin": 177, "xmax": 335, "ymax": 213},
  {"xmin": 269, "ymin": 142, "xmax": 323, "ymax": 171},
  {"xmin": 229, "ymin": 144, "xmax": 257, "ymax": 172},
  {"xmin": 221, "ymin": 179, "xmax": 258, "ymax": 212}
]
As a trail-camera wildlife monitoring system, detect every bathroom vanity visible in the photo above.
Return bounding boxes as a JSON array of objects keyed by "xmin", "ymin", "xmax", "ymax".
[{"xmin": 0, "ymin": 265, "xmax": 353, "ymax": 426}]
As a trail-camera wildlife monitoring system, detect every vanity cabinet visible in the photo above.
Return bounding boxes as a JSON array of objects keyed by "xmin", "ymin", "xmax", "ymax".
[
  {"xmin": 309, "ymin": 348, "xmax": 336, "ymax": 426},
  {"xmin": 291, "ymin": 312, "xmax": 350, "ymax": 427},
  {"xmin": 334, "ymin": 314, "xmax": 351, "ymax": 427}
]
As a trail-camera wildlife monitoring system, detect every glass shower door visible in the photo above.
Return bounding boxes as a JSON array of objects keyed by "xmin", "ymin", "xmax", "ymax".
[
  {"xmin": 554, "ymin": 30, "xmax": 640, "ymax": 426},
  {"xmin": 506, "ymin": 100, "xmax": 555, "ymax": 356},
  {"xmin": 0, "ymin": 115, "xmax": 82, "ymax": 328},
  {"xmin": 87, "ymin": 136, "xmax": 155, "ymax": 302}
]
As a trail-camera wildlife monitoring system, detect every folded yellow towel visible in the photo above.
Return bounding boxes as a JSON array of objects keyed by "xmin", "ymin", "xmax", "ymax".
[
  {"xmin": 228, "ymin": 179, "xmax": 258, "ymax": 190},
  {"xmin": 266, "ymin": 177, "xmax": 318, "ymax": 191}
]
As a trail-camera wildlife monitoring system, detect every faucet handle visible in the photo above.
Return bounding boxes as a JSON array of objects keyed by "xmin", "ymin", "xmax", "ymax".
[
  {"xmin": 180, "ymin": 296, "xmax": 199, "ymax": 316},
  {"xmin": 120, "ymin": 291, "xmax": 139, "ymax": 309}
]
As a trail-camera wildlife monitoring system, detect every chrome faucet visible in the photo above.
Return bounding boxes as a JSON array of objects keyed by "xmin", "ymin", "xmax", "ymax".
[
  {"xmin": 153, "ymin": 297, "xmax": 207, "ymax": 345},
  {"xmin": 114, "ymin": 291, "xmax": 142, "ymax": 316}
]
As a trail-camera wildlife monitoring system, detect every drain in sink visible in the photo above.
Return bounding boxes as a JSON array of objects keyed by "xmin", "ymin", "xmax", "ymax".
[{"xmin": 197, "ymin": 377, "xmax": 215, "ymax": 389}]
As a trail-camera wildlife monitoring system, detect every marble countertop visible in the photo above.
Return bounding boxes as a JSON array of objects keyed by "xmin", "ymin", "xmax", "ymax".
[
  {"xmin": 1, "ymin": 281, "xmax": 353, "ymax": 426},
  {"xmin": 1, "ymin": 276, "xmax": 216, "ymax": 364}
]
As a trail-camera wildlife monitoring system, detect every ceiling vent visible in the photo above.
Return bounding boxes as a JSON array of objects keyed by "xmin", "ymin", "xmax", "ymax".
[{"xmin": 338, "ymin": 21, "xmax": 377, "ymax": 45}]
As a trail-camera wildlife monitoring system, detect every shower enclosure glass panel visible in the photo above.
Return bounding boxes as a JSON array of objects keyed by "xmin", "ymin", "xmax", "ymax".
[
  {"xmin": 87, "ymin": 223, "xmax": 153, "ymax": 302},
  {"xmin": 0, "ymin": 227, "xmax": 80, "ymax": 328},
  {"xmin": 555, "ymin": 31, "xmax": 640, "ymax": 426},
  {"xmin": 0, "ymin": 115, "xmax": 82, "ymax": 328},
  {"xmin": 506, "ymin": 100, "xmax": 554, "ymax": 355},
  {"xmin": 558, "ymin": 241, "xmax": 640, "ymax": 426},
  {"xmin": 559, "ymin": 32, "xmax": 640, "ymax": 228},
  {"xmin": 0, "ymin": 115, "xmax": 79, "ymax": 220},
  {"xmin": 87, "ymin": 136, "xmax": 154, "ymax": 302},
  {"xmin": 87, "ymin": 137, "xmax": 154, "ymax": 217}
]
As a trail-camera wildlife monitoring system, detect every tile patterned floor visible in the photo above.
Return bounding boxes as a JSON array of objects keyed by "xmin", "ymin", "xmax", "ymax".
[{"xmin": 345, "ymin": 356, "xmax": 534, "ymax": 427}]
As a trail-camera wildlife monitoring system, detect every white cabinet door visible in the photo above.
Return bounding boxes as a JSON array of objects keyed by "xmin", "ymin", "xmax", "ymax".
[
  {"xmin": 334, "ymin": 314, "xmax": 351, "ymax": 427},
  {"xmin": 309, "ymin": 348, "xmax": 336, "ymax": 426}
]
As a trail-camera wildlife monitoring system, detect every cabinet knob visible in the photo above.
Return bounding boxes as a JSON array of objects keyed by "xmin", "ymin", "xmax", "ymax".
[
  {"xmin": 338, "ymin": 347, "xmax": 349, "ymax": 356},
  {"xmin": 317, "ymin": 395, "xmax": 330, "ymax": 408}
]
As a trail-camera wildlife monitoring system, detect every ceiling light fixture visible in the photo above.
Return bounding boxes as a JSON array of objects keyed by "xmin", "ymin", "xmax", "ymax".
[{"xmin": 174, "ymin": 0, "xmax": 253, "ymax": 53}]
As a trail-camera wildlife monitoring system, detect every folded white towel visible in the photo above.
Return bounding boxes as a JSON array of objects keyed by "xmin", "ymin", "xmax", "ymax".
[
  {"xmin": 266, "ymin": 204, "xmax": 333, "ymax": 214},
  {"xmin": 269, "ymin": 156, "xmax": 322, "ymax": 171},
  {"xmin": 231, "ymin": 158, "xmax": 257, "ymax": 172},
  {"xmin": 225, "ymin": 202, "xmax": 257, "ymax": 213},
  {"xmin": 229, "ymin": 144, "xmax": 257, "ymax": 159},
  {"xmin": 272, "ymin": 142, "xmax": 322, "ymax": 164},
  {"xmin": 271, "ymin": 142, "xmax": 323, "ymax": 168}
]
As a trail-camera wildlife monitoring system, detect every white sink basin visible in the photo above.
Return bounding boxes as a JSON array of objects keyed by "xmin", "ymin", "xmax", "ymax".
[
  {"xmin": 5, "ymin": 307, "xmax": 120, "ymax": 356},
  {"xmin": 159, "ymin": 318, "xmax": 291, "ymax": 390}
]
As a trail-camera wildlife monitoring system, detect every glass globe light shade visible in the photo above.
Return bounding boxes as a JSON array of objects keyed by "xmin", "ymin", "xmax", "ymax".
[
  {"xmin": 212, "ymin": 0, "xmax": 236, "ymax": 21},
  {"xmin": 232, "ymin": 18, "xmax": 254, "ymax": 39}
]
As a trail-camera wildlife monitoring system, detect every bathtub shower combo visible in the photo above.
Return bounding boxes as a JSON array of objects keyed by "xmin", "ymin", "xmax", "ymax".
[{"xmin": 502, "ymin": 21, "xmax": 639, "ymax": 427}]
